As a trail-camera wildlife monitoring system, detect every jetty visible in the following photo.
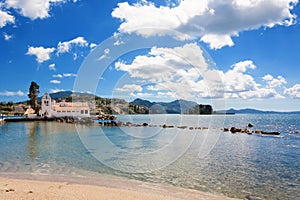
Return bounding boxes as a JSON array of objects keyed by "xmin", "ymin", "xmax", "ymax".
[{"xmin": 1, "ymin": 114, "xmax": 281, "ymax": 136}]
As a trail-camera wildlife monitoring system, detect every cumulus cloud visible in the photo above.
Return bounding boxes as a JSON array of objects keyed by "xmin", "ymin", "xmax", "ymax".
[
  {"xmin": 52, "ymin": 73, "xmax": 76, "ymax": 78},
  {"xmin": 114, "ymin": 42, "xmax": 288, "ymax": 100},
  {"xmin": 63, "ymin": 73, "xmax": 76, "ymax": 77},
  {"xmin": 50, "ymin": 79, "xmax": 61, "ymax": 84},
  {"xmin": 98, "ymin": 48, "xmax": 110, "ymax": 60},
  {"xmin": 116, "ymin": 84, "xmax": 143, "ymax": 93},
  {"xmin": 26, "ymin": 46, "xmax": 55, "ymax": 63},
  {"xmin": 3, "ymin": 32, "xmax": 12, "ymax": 40},
  {"xmin": 115, "ymin": 43, "xmax": 207, "ymax": 82},
  {"xmin": 112, "ymin": 0, "xmax": 298, "ymax": 49},
  {"xmin": 57, "ymin": 36, "xmax": 89, "ymax": 54},
  {"xmin": 90, "ymin": 43, "xmax": 97, "ymax": 49},
  {"xmin": 49, "ymin": 88, "xmax": 64, "ymax": 93},
  {"xmin": 0, "ymin": 9, "xmax": 15, "ymax": 28},
  {"xmin": 27, "ymin": 36, "xmax": 92, "ymax": 63},
  {"xmin": 263, "ymin": 74, "xmax": 287, "ymax": 88},
  {"xmin": 285, "ymin": 84, "xmax": 300, "ymax": 98},
  {"xmin": 0, "ymin": 90, "xmax": 25, "ymax": 96},
  {"xmin": 5, "ymin": 0, "xmax": 69, "ymax": 20},
  {"xmin": 49, "ymin": 63, "xmax": 56, "ymax": 71},
  {"xmin": 53, "ymin": 74, "xmax": 63, "ymax": 78}
]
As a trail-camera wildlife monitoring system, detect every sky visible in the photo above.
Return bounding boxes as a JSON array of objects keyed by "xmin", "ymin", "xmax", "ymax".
[{"xmin": 0, "ymin": 0, "xmax": 300, "ymax": 111}]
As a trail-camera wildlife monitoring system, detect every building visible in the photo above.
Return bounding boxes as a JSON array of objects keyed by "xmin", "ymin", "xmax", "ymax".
[
  {"xmin": 24, "ymin": 107, "xmax": 36, "ymax": 118},
  {"xmin": 39, "ymin": 93, "xmax": 90, "ymax": 118}
]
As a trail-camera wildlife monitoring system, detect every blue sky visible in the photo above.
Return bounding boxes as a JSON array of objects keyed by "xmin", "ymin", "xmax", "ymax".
[{"xmin": 0, "ymin": 0, "xmax": 300, "ymax": 111}]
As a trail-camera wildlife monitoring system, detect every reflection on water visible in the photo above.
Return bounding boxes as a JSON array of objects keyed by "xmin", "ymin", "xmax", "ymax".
[
  {"xmin": 0, "ymin": 115, "xmax": 299, "ymax": 200},
  {"xmin": 25, "ymin": 122, "xmax": 38, "ymax": 159}
]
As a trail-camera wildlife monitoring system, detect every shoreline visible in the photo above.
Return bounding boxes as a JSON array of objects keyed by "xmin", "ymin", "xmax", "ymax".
[{"xmin": 0, "ymin": 173, "xmax": 238, "ymax": 200}]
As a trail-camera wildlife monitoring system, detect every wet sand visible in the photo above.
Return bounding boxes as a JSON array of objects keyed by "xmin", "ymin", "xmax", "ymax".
[{"xmin": 0, "ymin": 174, "xmax": 238, "ymax": 200}]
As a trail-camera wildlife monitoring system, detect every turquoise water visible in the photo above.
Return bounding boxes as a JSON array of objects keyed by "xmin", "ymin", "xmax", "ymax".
[{"xmin": 0, "ymin": 114, "xmax": 299, "ymax": 199}]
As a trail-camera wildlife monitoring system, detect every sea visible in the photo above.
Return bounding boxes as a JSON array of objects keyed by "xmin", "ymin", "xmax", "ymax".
[{"xmin": 0, "ymin": 114, "xmax": 299, "ymax": 199}]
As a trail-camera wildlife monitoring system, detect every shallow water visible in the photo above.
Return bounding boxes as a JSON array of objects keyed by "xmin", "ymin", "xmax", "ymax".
[{"xmin": 0, "ymin": 114, "xmax": 299, "ymax": 199}]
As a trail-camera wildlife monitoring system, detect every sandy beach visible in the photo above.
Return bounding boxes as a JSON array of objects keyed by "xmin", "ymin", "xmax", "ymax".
[{"xmin": 0, "ymin": 174, "xmax": 237, "ymax": 200}]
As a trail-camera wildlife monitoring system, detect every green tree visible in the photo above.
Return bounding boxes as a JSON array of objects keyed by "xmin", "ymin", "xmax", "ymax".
[{"xmin": 28, "ymin": 81, "xmax": 40, "ymax": 112}]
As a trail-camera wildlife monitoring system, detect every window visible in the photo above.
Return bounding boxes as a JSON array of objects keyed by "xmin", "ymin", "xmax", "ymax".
[
  {"xmin": 81, "ymin": 110, "xmax": 84, "ymax": 114},
  {"xmin": 85, "ymin": 110, "xmax": 88, "ymax": 114}
]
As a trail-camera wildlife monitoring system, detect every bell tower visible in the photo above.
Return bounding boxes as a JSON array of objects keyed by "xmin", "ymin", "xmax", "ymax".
[{"xmin": 41, "ymin": 93, "xmax": 52, "ymax": 117}]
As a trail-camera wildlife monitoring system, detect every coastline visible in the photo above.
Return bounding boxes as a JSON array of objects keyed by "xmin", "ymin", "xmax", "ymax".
[{"xmin": 0, "ymin": 173, "xmax": 238, "ymax": 200}]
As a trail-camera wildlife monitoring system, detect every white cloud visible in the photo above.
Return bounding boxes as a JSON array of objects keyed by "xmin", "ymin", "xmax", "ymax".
[
  {"xmin": 200, "ymin": 34, "xmax": 235, "ymax": 50},
  {"xmin": 115, "ymin": 42, "xmax": 207, "ymax": 82},
  {"xmin": 57, "ymin": 36, "xmax": 89, "ymax": 54},
  {"xmin": 114, "ymin": 42, "xmax": 288, "ymax": 100},
  {"xmin": 5, "ymin": 0, "xmax": 70, "ymax": 20},
  {"xmin": 112, "ymin": 0, "xmax": 298, "ymax": 49},
  {"xmin": 3, "ymin": 32, "xmax": 12, "ymax": 40},
  {"xmin": 263, "ymin": 74, "xmax": 287, "ymax": 88},
  {"xmin": 0, "ymin": 90, "xmax": 25, "ymax": 96},
  {"xmin": 63, "ymin": 73, "xmax": 76, "ymax": 77},
  {"xmin": 49, "ymin": 63, "xmax": 56, "ymax": 71},
  {"xmin": 98, "ymin": 48, "xmax": 110, "ymax": 60},
  {"xmin": 113, "ymin": 32, "xmax": 125, "ymax": 46},
  {"xmin": 26, "ymin": 46, "xmax": 55, "ymax": 63},
  {"xmin": 90, "ymin": 43, "xmax": 97, "ymax": 49},
  {"xmin": 0, "ymin": 9, "xmax": 14, "ymax": 28},
  {"xmin": 116, "ymin": 84, "xmax": 143, "ymax": 93},
  {"xmin": 50, "ymin": 80, "xmax": 61, "ymax": 84},
  {"xmin": 52, "ymin": 73, "xmax": 76, "ymax": 79},
  {"xmin": 49, "ymin": 88, "xmax": 64, "ymax": 93},
  {"xmin": 27, "ymin": 36, "xmax": 93, "ymax": 63},
  {"xmin": 285, "ymin": 84, "xmax": 300, "ymax": 98},
  {"xmin": 203, "ymin": 60, "xmax": 285, "ymax": 99},
  {"xmin": 53, "ymin": 74, "xmax": 63, "ymax": 78},
  {"xmin": 231, "ymin": 60, "xmax": 256, "ymax": 73}
]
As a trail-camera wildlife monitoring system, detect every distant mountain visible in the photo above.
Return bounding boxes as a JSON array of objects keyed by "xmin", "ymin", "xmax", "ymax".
[
  {"xmin": 220, "ymin": 108, "xmax": 300, "ymax": 114},
  {"xmin": 38, "ymin": 91, "xmax": 95, "ymax": 101},
  {"xmin": 131, "ymin": 98, "xmax": 154, "ymax": 108},
  {"xmin": 131, "ymin": 99, "xmax": 199, "ymax": 114}
]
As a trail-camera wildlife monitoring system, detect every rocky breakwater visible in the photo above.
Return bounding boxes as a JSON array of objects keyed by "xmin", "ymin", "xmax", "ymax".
[
  {"xmin": 96, "ymin": 117, "xmax": 280, "ymax": 137},
  {"xmin": 55, "ymin": 116, "xmax": 95, "ymax": 125},
  {"xmin": 224, "ymin": 123, "xmax": 280, "ymax": 136}
]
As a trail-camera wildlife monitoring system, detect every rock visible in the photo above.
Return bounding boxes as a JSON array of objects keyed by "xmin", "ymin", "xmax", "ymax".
[
  {"xmin": 247, "ymin": 131, "xmax": 253, "ymax": 135},
  {"xmin": 223, "ymin": 128, "xmax": 229, "ymax": 132},
  {"xmin": 241, "ymin": 128, "xmax": 248, "ymax": 133},
  {"xmin": 230, "ymin": 127, "xmax": 241, "ymax": 133},
  {"xmin": 261, "ymin": 131, "xmax": 280, "ymax": 135},
  {"xmin": 255, "ymin": 130, "xmax": 262, "ymax": 134},
  {"xmin": 248, "ymin": 123, "xmax": 254, "ymax": 128},
  {"xmin": 162, "ymin": 124, "xmax": 174, "ymax": 128},
  {"xmin": 142, "ymin": 123, "xmax": 148, "ymax": 126},
  {"xmin": 189, "ymin": 127, "xmax": 194, "ymax": 130},
  {"xmin": 177, "ymin": 126, "xmax": 187, "ymax": 129}
]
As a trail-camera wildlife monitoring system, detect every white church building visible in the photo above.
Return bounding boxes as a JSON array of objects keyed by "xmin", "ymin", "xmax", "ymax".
[{"xmin": 39, "ymin": 93, "xmax": 90, "ymax": 118}]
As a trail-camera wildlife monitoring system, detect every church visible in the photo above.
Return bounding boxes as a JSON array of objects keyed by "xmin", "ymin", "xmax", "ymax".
[{"xmin": 39, "ymin": 93, "xmax": 90, "ymax": 118}]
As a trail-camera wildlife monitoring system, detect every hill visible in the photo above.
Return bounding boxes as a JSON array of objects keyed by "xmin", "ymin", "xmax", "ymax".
[
  {"xmin": 131, "ymin": 99, "xmax": 204, "ymax": 114},
  {"xmin": 221, "ymin": 108, "xmax": 300, "ymax": 114}
]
